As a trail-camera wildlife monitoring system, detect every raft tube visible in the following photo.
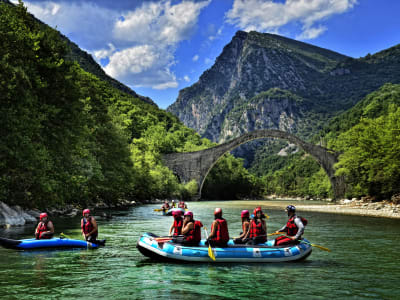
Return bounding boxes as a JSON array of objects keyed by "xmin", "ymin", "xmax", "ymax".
[
  {"xmin": 0, "ymin": 237, "xmax": 105, "ymax": 250},
  {"xmin": 137, "ymin": 232, "xmax": 312, "ymax": 263},
  {"xmin": 165, "ymin": 208, "xmax": 185, "ymax": 216}
]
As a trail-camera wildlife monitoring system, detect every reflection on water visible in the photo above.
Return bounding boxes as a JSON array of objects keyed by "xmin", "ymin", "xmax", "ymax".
[{"xmin": 1, "ymin": 200, "xmax": 400, "ymax": 299}]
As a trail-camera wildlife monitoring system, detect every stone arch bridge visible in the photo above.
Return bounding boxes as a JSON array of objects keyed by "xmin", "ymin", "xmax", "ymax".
[{"xmin": 162, "ymin": 129, "xmax": 345, "ymax": 200}]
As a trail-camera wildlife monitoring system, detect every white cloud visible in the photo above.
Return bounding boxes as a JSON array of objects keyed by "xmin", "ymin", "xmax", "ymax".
[
  {"xmin": 205, "ymin": 58, "xmax": 213, "ymax": 65},
  {"xmin": 94, "ymin": 43, "xmax": 116, "ymax": 60},
  {"xmin": 226, "ymin": 0, "xmax": 358, "ymax": 40},
  {"xmin": 192, "ymin": 55, "xmax": 199, "ymax": 62},
  {"xmin": 23, "ymin": 1, "xmax": 118, "ymax": 49},
  {"xmin": 104, "ymin": 45, "xmax": 178, "ymax": 89},
  {"xmin": 183, "ymin": 75, "xmax": 190, "ymax": 82},
  {"xmin": 22, "ymin": 0, "xmax": 210, "ymax": 90}
]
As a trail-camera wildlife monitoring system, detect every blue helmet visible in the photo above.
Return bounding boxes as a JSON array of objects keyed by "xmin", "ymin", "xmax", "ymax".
[{"xmin": 286, "ymin": 205, "xmax": 296, "ymax": 212}]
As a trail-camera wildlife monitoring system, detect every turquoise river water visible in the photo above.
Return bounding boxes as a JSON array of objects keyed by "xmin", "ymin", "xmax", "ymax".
[{"xmin": 1, "ymin": 200, "xmax": 400, "ymax": 299}]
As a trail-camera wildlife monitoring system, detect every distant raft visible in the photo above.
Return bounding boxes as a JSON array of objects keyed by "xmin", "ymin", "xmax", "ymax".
[
  {"xmin": 0, "ymin": 237, "xmax": 105, "ymax": 250},
  {"xmin": 136, "ymin": 232, "xmax": 312, "ymax": 263}
]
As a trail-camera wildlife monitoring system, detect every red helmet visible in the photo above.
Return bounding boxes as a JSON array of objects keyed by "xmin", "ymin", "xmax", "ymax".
[
  {"xmin": 241, "ymin": 210, "xmax": 250, "ymax": 218},
  {"xmin": 172, "ymin": 210, "xmax": 182, "ymax": 217},
  {"xmin": 39, "ymin": 213, "xmax": 48, "ymax": 220},
  {"xmin": 253, "ymin": 207, "xmax": 262, "ymax": 215},
  {"xmin": 83, "ymin": 209, "xmax": 90, "ymax": 216},
  {"xmin": 214, "ymin": 208, "xmax": 222, "ymax": 217},
  {"xmin": 184, "ymin": 211, "xmax": 193, "ymax": 218}
]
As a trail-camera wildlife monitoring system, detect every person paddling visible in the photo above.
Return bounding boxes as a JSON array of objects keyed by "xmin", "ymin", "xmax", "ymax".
[
  {"xmin": 234, "ymin": 210, "xmax": 251, "ymax": 244},
  {"xmin": 169, "ymin": 210, "xmax": 183, "ymax": 236},
  {"xmin": 81, "ymin": 209, "xmax": 98, "ymax": 243},
  {"xmin": 273, "ymin": 205, "xmax": 306, "ymax": 246},
  {"xmin": 207, "ymin": 208, "xmax": 229, "ymax": 247},
  {"xmin": 174, "ymin": 211, "xmax": 203, "ymax": 246},
  {"xmin": 244, "ymin": 207, "xmax": 267, "ymax": 245},
  {"xmin": 35, "ymin": 213, "xmax": 54, "ymax": 239}
]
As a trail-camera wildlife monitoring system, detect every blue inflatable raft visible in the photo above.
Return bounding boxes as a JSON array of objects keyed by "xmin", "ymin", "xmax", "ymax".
[
  {"xmin": 137, "ymin": 233, "xmax": 312, "ymax": 263},
  {"xmin": 0, "ymin": 237, "xmax": 104, "ymax": 250}
]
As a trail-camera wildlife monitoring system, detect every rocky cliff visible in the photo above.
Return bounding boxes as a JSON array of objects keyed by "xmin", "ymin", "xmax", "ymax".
[
  {"xmin": 167, "ymin": 31, "xmax": 400, "ymax": 144},
  {"xmin": 167, "ymin": 31, "xmax": 349, "ymax": 142}
]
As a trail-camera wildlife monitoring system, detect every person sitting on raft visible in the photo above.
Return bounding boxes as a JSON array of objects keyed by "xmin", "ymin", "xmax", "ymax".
[
  {"xmin": 169, "ymin": 210, "xmax": 183, "ymax": 237},
  {"xmin": 233, "ymin": 210, "xmax": 250, "ymax": 244},
  {"xmin": 173, "ymin": 211, "xmax": 203, "ymax": 246},
  {"xmin": 161, "ymin": 200, "xmax": 170, "ymax": 210},
  {"xmin": 243, "ymin": 207, "xmax": 267, "ymax": 245},
  {"xmin": 273, "ymin": 205, "xmax": 305, "ymax": 246},
  {"xmin": 81, "ymin": 209, "xmax": 98, "ymax": 243},
  {"xmin": 178, "ymin": 201, "xmax": 187, "ymax": 209},
  {"xmin": 35, "ymin": 213, "xmax": 54, "ymax": 239},
  {"xmin": 207, "ymin": 208, "xmax": 229, "ymax": 247}
]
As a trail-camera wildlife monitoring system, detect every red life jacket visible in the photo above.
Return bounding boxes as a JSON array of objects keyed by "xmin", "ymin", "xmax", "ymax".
[
  {"xmin": 211, "ymin": 218, "xmax": 229, "ymax": 243},
  {"xmin": 185, "ymin": 220, "xmax": 203, "ymax": 243},
  {"xmin": 81, "ymin": 217, "xmax": 96, "ymax": 235},
  {"xmin": 286, "ymin": 215, "xmax": 307, "ymax": 236},
  {"xmin": 172, "ymin": 217, "xmax": 183, "ymax": 236},
  {"xmin": 249, "ymin": 219, "xmax": 266, "ymax": 238},
  {"xmin": 178, "ymin": 202, "xmax": 185, "ymax": 208},
  {"xmin": 36, "ymin": 221, "xmax": 48, "ymax": 239}
]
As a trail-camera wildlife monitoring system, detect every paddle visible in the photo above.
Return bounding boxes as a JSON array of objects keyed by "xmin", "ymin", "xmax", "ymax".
[
  {"xmin": 232, "ymin": 232, "xmax": 284, "ymax": 239},
  {"xmin": 203, "ymin": 226, "xmax": 216, "ymax": 261},
  {"xmin": 60, "ymin": 232, "xmax": 72, "ymax": 239},
  {"xmin": 154, "ymin": 208, "xmax": 165, "ymax": 212},
  {"xmin": 276, "ymin": 234, "xmax": 331, "ymax": 252}
]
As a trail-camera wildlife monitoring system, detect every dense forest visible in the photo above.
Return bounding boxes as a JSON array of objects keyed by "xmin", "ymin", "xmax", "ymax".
[
  {"xmin": 259, "ymin": 83, "xmax": 400, "ymax": 200},
  {"xmin": 1, "ymin": 2, "xmax": 399, "ymax": 208},
  {"xmin": 0, "ymin": 2, "xmax": 263, "ymax": 208}
]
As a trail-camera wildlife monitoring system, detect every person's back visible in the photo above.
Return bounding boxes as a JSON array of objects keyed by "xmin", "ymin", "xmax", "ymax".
[{"xmin": 208, "ymin": 208, "xmax": 229, "ymax": 247}]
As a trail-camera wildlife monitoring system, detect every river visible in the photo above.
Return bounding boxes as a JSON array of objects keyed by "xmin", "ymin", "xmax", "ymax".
[{"xmin": 1, "ymin": 200, "xmax": 399, "ymax": 299}]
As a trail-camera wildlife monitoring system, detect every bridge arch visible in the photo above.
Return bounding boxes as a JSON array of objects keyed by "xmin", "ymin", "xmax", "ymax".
[{"xmin": 162, "ymin": 129, "xmax": 345, "ymax": 200}]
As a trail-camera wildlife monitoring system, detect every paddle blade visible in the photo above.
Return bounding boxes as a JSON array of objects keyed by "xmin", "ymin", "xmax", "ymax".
[
  {"xmin": 154, "ymin": 208, "xmax": 164, "ymax": 212},
  {"xmin": 268, "ymin": 232, "xmax": 284, "ymax": 236},
  {"xmin": 311, "ymin": 244, "xmax": 331, "ymax": 252},
  {"xmin": 60, "ymin": 232, "xmax": 71, "ymax": 239},
  {"xmin": 208, "ymin": 245, "xmax": 216, "ymax": 261}
]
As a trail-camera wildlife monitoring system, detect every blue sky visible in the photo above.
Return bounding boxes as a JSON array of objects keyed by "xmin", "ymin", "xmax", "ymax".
[{"xmin": 16, "ymin": 0, "xmax": 400, "ymax": 109}]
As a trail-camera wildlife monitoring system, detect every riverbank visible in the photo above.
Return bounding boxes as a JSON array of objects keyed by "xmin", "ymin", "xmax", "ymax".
[{"xmin": 264, "ymin": 197, "xmax": 400, "ymax": 219}]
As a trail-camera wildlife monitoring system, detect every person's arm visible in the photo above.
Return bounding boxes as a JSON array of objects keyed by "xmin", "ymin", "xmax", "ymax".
[
  {"xmin": 276, "ymin": 224, "xmax": 287, "ymax": 234},
  {"xmin": 243, "ymin": 220, "xmax": 253, "ymax": 239},
  {"xmin": 261, "ymin": 219, "xmax": 266, "ymax": 233},
  {"xmin": 181, "ymin": 222, "xmax": 193, "ymax": 235},
  {"xmin": 47, "ymin": 221, "xmax": 54, "ymax": 234},
  {"xmin": 239, "ymin": 222, "xmax": 249, "ymax": 239},
  {"xmin": 292, "ymin": 217, "xmax": 304, "ymax": 240},
  {"xmin": 169, "ymin": 223, "xmax": 174, "ymax": 236},
  {"xmin": 208, "ymin": 220, "xmax": 217, "ymax": 239}
]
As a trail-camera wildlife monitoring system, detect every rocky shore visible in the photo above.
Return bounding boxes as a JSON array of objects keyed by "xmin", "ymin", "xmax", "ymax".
[
  {"xmin": 295, "ymin": 199, "xmax": 400, "ymax": 219},
  {"xmin": 0, "ymin": 199, "xmax": 166, "ymax": 227},
  {"xmin": 265, "ymin": 193, "xmax": 400, "ymax": 219}
]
